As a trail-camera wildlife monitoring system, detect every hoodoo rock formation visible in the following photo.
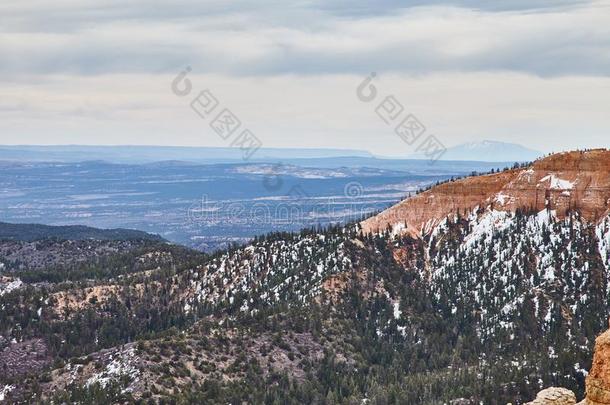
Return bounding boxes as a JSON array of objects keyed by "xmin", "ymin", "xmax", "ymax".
[{"xmin": 361, "ymin": 149, "xmax": 610, "ymax": 237}]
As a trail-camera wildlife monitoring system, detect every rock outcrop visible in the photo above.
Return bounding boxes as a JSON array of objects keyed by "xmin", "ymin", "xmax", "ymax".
[
  {"xmin": 524, "ymin": 387, "xmax": 577, "ymax": 405},
  {"xmin": 584, "ymin": 328, "xmax": 610, "ymax": 404},
  {"xmin": 361, "ymin": 149, "xmax": 610, "ymax": 236}
]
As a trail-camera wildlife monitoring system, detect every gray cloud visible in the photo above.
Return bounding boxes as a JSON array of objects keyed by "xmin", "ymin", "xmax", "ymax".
[
  {"xmin": 1, "ymin": 0, "xmax": 609, "ymax": 78},
  {"xmin": 316, "ymin": 0, "xmax": 593, "ymax": 15}
]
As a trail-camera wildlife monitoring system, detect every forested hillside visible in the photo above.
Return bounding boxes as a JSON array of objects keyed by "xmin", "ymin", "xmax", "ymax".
[{"xmin": 1, "ymin": 150, "xmax": 609, "ymax": 404}]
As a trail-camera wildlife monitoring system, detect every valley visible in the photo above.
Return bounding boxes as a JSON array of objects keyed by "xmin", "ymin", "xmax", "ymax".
[{"xmin": 0, "ymin": 159, "xmax": 503, "ymax": 252}]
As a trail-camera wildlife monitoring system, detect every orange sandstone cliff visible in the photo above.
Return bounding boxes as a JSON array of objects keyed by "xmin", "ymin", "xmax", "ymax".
[
  {"xmin": 584, "ymin": 326, "xmax": 610, "ymax": 405},
  {"xmin": 361, "ymin": 149, "xmax": 610, "ymax": 236}
]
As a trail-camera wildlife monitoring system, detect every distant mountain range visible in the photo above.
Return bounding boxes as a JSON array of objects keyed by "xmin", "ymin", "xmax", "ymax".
[
  {"xmin": 0, "ymin": 145, "xmax": 373, "ymax": 164},
  {"xmin": 407, "ymin": 140, "xmax": 543, "ymax": 162},
  {"xmin": 0, "ymin": 141, "xmax": 543, "ymax": 164}
]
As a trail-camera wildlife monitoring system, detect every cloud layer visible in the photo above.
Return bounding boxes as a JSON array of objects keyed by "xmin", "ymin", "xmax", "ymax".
[
  {"xmin": 2, "ymin": 0, "xmax": 609, "ymax": 77},
  {"xmin": 1, "ymin": 0, "xmax": 609, "ymax": 154}
]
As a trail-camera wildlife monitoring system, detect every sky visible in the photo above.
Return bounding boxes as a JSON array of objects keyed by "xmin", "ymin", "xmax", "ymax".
[{"xmin": 1, "ymin": 0, "xmax": 609, "ymax": 156}]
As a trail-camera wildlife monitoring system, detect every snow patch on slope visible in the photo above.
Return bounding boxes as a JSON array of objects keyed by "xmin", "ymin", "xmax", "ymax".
[
  {"xmin": 540, "ymin": 174, "xmax": 575, "ymax": 190},
  {"xmin": 494, "ymin": 192, "xmax": 512, "ymax": 206},
  {"xmin": 596, "ymin": 215, "xmax": 610, "ymax": 271},
  {"xmin": 0, "ymin": 278, "xmax": 23, "ymax": 297},
  {"xmin": 85, "ymin": 347, "xmax": 139, "ymax": 389},
  {"xmin": 463, "ymin": 209, "xmax": 513, "ymax": 250},
  {"xmin": 393, "ymin": 301, "xmax": 401, "ymax": 320},
  {"xmin": 0, "ymin": 385, "xmax": 15, "ymax": 402}
]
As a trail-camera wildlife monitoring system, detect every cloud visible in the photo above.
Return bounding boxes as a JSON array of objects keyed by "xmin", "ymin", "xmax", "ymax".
[
  {"xmin": 1, "ymin": 0, "xmax": 609, "ymax": 78},
  {"xmin": 1, "ymin": 72, "xmax": 609, "ymax": 155},
  {"xmin": 1, "ymin": 0, "xmax": 608, "ymax": 153},
  {"xmin": 316, "ymin": 0, "xmax": 593, "ymax": 15}
]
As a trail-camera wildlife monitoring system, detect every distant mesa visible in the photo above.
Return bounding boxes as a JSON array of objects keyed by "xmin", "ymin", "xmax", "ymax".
[{"xmin": 0, "ymin": 145, "xmax": 374, "ymax": 164}]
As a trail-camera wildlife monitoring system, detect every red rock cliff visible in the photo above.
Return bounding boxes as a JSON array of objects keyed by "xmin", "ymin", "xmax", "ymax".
[{"xmin": 361, "ymin": 149, "xmax": 610, "ymax": 236}]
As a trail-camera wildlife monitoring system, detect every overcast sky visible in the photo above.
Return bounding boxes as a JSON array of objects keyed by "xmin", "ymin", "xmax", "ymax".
[{"xmin": 1, "ymin": 0, "xmax": 609, "ymax": 156}]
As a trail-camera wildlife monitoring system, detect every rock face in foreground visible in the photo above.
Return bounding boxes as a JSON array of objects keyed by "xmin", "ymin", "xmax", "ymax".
[
  {"xmin": 585, "ymin": 328, "xmax": 610, "ymax": 404},
  {"xmin": 361, "ymin": 149, "xmax": 610, "ymax": 236},
  {"xmin": 524, "ymin": 387, "xmax": 577, "ymax": 405}
]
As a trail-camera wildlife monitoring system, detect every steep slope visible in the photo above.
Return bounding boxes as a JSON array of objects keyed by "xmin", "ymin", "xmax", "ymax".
[{"xmin": 362, "ymin": 149, "xmax": 610, "ymax": 237}]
